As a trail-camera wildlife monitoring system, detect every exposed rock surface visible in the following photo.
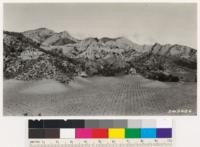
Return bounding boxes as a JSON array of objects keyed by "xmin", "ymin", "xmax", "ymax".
[
  {"xmin": 3, "ymin": 28, "xmax": 197, "ymax": 83},
  {"xmin": 23, "ymin": 28, "xmax": 55, "ymax": 43},
  {"xmin": 42, "ymin": 31, "xmax": 79, "ymax": 46}
]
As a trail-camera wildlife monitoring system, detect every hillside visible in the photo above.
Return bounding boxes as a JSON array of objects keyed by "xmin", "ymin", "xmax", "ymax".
[
  {"xmin": 23, "ymin": 28, "xmax": 55, "ymax": 43},
  {"xmin": 3, "ymin": 31, "xmax": 78, "ymax": 83},
  {"xmin": 42, "ymin": 31, "xmax": 79, "ymax": 46},
  {"xmin": 3, "ymin": 28, "xmax": 197, "ymax": 83},
  {"xmin": 150, "ymin": 43, "xmax": 196, "ymax": 62}
]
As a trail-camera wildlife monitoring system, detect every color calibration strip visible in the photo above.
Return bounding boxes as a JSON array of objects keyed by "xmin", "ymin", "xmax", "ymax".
[{"xmin": 29, "ymin": 119, "xmax": 172, "ymax": 139}]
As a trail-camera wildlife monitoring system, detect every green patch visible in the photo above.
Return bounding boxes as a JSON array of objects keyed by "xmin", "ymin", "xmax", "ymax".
[{"xmin": 125, "ymin": 128, "xmax": 141, "ymax": 138}]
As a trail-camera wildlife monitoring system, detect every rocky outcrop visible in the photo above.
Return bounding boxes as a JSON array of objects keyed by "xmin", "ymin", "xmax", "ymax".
[
  {"xmin": 3, "ymin": 28, "xmax": 197, "ymax": 83},
  {"xmin": 3, "ymin": 31, "xmax": 77, "ymax": 83},
  {"xmin": 23, "ymin": 28, "xmax": 55, "ymax": 43},
  {"xmin": 150, "ymin": 43, "xmax": 196, "ymax": 62},
  {"xmin": 42, "ymin": 31, "xmax": 79, "ymax": 46}
]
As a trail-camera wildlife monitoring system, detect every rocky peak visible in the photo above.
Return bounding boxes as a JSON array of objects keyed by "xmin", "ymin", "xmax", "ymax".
[
  {"xmin": 42, "ymin": 30, "xmax": 78, "ymax": 46},
  {"xmin": 23, "ymin": 28, "xmax": 55, "ymax": 43},
  {"xmin": 150, "ymin": 43, "xmax": 196, "ymax": 61}
]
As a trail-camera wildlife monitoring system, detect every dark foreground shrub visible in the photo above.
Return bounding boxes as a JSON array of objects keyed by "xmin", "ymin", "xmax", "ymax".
[{"xmin": 145, "ymin": 71, "xmax": 179, "ymax": 82}]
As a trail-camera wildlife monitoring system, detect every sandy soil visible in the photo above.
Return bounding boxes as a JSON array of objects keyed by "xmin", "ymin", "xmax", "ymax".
[
  {"xmin": 3, "ymin": 75, "xmax": 197, "ymax": 116},
  {"xmin": 21, "ymin": 80, "xmax": 68, "ymax": 94}
]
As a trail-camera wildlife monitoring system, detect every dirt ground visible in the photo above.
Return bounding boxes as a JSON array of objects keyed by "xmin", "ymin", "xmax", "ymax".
[{"xmin": 3, "ymin": 75, "xmax": 197, "ymax": 116}]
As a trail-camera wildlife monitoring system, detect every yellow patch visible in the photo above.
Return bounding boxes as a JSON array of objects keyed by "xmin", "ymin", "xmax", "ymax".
[{"xmin": 108, "ymin": 128, "xmax": 125, "ymax": 138}]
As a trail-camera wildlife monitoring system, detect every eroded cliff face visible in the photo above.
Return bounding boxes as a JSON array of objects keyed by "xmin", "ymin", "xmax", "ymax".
[{"xmin": 3, "ymin": 28, "xmax": 197, "ymax": 83}]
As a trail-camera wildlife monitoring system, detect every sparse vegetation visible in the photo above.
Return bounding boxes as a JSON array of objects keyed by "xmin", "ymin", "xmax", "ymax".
[
  {"xmin": 4, "ymin": 75, "xmax": 196, "ymax": 116},
  {"xmin": 3, "ymin": 30, "xmax": 197, "ymax": 83},
  {"xmin": 3, "ymin": 28, "xmax": 197, "ymax": 116}
]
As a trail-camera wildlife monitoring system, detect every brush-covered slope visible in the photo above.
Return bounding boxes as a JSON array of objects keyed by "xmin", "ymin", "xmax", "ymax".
[
  {"xmin": 3, "ymin": 31, "xmax": 77, "ymax": 83},
  {"xmin": 23, "ymin": 28, "xmax": 55, "ymax": 43},
  {"xmin": 42, "ymin": 31, "xmax": 79, "ymax": 46},
  {"xmin": 4, "ymin": 28, "xmax": 197, "ymax": 82}
]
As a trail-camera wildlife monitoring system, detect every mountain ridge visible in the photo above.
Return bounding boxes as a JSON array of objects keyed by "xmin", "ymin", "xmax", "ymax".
[
  {"xmin": 23, "ymin": 28, "xmax": 55, "ymax": 43},
  {"xmin": 3, "ymin": 28, "xmax": 197, "ymax": 83}
]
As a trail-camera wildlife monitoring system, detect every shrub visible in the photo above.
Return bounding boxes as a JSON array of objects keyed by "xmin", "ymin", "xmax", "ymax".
[{"xmin": 145, "ymin": 71, "xmax": 179, "ymax": 82}]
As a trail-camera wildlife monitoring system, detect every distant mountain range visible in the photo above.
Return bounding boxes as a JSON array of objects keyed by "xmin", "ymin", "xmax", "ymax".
[{"xmin": 3, "ymin": 28, "xmax": 197, "ymax": 83}]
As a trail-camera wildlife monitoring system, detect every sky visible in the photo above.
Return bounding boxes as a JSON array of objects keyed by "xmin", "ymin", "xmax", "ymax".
[{"xmin": 3, "ymin": 3, "xmax": 197, "ymax": 48}]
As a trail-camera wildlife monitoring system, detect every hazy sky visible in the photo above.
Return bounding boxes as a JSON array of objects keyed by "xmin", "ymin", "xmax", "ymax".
[{"xmin": 4, "ymin": 3, "xmax": 197, "ymax": 48}]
